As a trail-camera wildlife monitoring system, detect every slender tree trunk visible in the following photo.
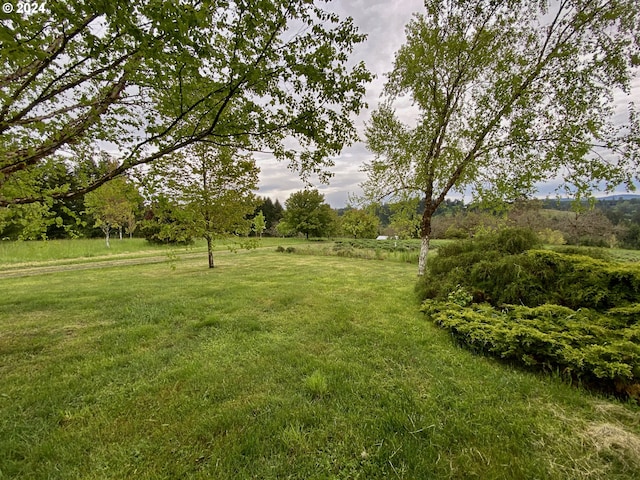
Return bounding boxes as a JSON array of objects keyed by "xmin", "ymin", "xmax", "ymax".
[
  {"xmin": 206, "ymin": 236, "xmax": 214, "ymax": 269},
  {"xmin": 418, "ymin": 235, "xmax": 430, "ymax": 276},
  {"xmin": 418, "ymin": 203, "xmax": 434, "ymax": 276},
  {"xmin": 104, "ymin": 226, "xmax": 110, "ymax": 248},
  {"xmin": 119, "ymin": 226, "xmax": 123, "ymax": 240}
]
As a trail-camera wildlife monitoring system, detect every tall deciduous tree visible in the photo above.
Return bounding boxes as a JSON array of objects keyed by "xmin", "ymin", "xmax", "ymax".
[
  {"xmin": 0, "ymin": 0, "xmax": 371, "ymax": 208},
  {"xmin": 362, "ymin": 0, "xmax": 639, "ymax": 275},
  {"xmin": 283, "ymin": 189, "xmax": 334, "ymax": 239},
  {"xmin": 148, "ymin": 143, "xmax": 259, "ymax": 268}
]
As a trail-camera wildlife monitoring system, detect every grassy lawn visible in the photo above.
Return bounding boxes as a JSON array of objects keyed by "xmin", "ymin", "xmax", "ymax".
[
  {"xmin": 0, "ymin": 237, "xmax": 306, "ymax": 270},
  {"xmin": 1, "ymin": 248, "xmax": 639, "ymax": 478},
  {"xmin": 0, "ymin": 238, "xmax": 182, "ymax": 265}
]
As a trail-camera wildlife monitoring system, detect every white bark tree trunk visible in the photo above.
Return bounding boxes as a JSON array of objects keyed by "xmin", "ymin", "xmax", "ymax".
[{"xmin": 417, "ymin": 235, "xmax": 429, "ymax": 276}]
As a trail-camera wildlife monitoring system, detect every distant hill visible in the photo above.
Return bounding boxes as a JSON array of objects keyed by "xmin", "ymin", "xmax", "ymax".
[
  {"xmin": 596, "ymin": 194, "xmax": 640, "ymax": 202},
  {"xmin": 544, "ymin": 193, "xmax": 640, "ymax": 204}
]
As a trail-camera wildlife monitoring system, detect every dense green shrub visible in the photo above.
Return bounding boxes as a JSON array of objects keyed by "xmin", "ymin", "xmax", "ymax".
[
  {"xmin": 492, "ymin": 227, "xmax": 541, "ymax": 254},
  {"xmin": 421, "ymin": 301, "xmax": 640, "ymax": 399},
  {"xmin": 418, "ymin": 227, "xmax": 640, "ymax": 399},
  {"xmin": 417, "ymin": 228, "xmax": 640, "ymax": 310}
]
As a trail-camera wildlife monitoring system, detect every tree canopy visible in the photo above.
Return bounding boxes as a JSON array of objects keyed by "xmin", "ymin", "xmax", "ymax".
[
  {"xmin": 282, "ymin": 189, "xmax": 334, "ymax": 239},
  {"xmin": 0, "ymin": 0, "xmax": 371, "ymax": 207},
  {"xmin": 341, "ymin": 209, "xmax": 380, "ymax": 239},
  {"xmin": 145, "ymin": 143, "xmax": 259, "ymax": 268},
  {"xmin": 362, "ymin": 0, "xmax": 640, "ymax": 274}
]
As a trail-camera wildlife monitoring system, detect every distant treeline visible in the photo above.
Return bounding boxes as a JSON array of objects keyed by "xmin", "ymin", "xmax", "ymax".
[
  {"xmin": 351, "ymin": 197, "xmax": 640, "ymax": 249},
  {"xmin": 4, "ymin": 189, "xmax": 640, "ymax": 250}
]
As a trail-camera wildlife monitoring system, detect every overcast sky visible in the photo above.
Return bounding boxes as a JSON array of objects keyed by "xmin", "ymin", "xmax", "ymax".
[
  {"xmin": 256, "ymin": 0, "xmax": 640, "ymax": 207},
  {"xmin": 256, "ymin": 0, "xmax": 424, "ymax": 207}
]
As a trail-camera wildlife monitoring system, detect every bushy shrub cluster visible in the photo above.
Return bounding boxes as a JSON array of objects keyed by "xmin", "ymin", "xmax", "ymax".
[
  {"xmin": 416, "ymin": 227, "xmax": 539, "ymax": 304},
  {"xmin": 421, "ymin": 301, "xmax": 640, "ymax": 398},
  {"xmin": 417, "ymin": 229, "xmax": 640, "ymax": 310},
  {"xmin": 418, "ymin": 227, "xmax": 640, "ymax": 399}
]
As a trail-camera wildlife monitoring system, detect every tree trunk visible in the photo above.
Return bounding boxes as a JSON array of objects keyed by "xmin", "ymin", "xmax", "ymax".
[
  {"xmin": 418, "ymin": 204, "xmax": 434, "ymax": 276},
  {"xmin": 418, "ymin": 235, "xmax": 430, "ymax": 276},
  {"xmin": 206, "ymin": 236, "xmax": 215, "ymax": 269},
  {"xmin": 119, "ymin": 226, "xmax": 123, "ymax": 240},
  {"xmin": 105, "ymin": 227, "xmax": 110, "ymax": 248}
]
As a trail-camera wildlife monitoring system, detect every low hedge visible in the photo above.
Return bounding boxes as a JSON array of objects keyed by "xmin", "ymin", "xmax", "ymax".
[
  {"xmin": 333, "ymin": 239, "xmax": 421, "ymax": 253},
  {"xmin": 422, "ymin": 301, "xmax": 640, "ymax": 399}
]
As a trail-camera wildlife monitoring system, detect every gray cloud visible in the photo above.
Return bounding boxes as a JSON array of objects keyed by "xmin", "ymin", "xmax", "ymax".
[{"xmin": 257, "ymin": 0, "xmax": 424, "ymax": 206}]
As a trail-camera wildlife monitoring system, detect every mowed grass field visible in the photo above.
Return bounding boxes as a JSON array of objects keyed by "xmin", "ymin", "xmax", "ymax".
[{"xmin": 1, "ymin": 240, "xmax": 640, "ymax": 479}]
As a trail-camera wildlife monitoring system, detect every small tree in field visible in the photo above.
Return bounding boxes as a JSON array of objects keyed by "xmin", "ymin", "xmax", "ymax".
[
  {"xmin": 252, "ymin": 211, "xmax": 266, "ymax": 239},
  {"xmin": 147, "ymin": 143, "xmax": 259, "ymax": 268},
  {"xmin": 363, "ymin": 0, "xmax": 639, "ymax": 275},
  {"xmin": 341, "ymin": 209, "xmax": 380, "ymax": 239},
  {"xmin": 140, "ymin": 194, "xmax": 194, "ymax": 245},
  {"xmin": 84, "ymin": 176, "xmax": 140, "ymax": 247}
]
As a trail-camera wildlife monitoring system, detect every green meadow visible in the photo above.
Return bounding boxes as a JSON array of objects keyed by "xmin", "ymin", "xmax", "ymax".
[{"xmin": 1, "ymin": 240, "xmax": 639, "ymax": 479}]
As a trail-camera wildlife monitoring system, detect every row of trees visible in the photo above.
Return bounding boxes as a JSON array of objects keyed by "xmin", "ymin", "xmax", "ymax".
[
  {"xmin": 2, "ymin": 1, "xmax": 638, "ymax": 276},
  {"xmin": 5, "ymin": 156, "xmax": 640, "ymax": 249}
]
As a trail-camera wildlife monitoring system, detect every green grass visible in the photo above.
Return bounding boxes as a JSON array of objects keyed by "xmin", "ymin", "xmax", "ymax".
[
  {"xmin": 1, "ymin": 248, "xmax": 639, "ymax": 478},
  {"xmin": 0, "ymin": 237, "xmax": 176, "ymax": 264},
  {"xmin": 0, "ymin": 236, "xmax": 306, "ymax": 269},
  {"xmin": 277, "ymin": 238, "xmax": 451, "ymax": 264}
]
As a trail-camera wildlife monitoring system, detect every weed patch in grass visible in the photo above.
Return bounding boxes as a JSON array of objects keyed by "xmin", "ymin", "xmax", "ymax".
[{"xmin": 303, "ymin": 370, "xmax": 330, "ymax": 399}]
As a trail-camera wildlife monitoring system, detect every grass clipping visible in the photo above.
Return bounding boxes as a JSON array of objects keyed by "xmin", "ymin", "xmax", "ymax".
[{"xmin": 585, "ymin": 423, "xmax": 640, "ymax": 468}]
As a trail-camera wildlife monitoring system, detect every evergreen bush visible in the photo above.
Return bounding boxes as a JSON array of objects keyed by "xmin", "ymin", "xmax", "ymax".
[
  {"xmin": 418, "ymin": 227, "xmax": 640, "ymax": 400},
  {"xmin": 417, "ymin": 229, "xmax": 640, "ymax": 310},
  {"xmin": 421, "ymin": 301, "xmax": 640, "ymax": 399}
]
